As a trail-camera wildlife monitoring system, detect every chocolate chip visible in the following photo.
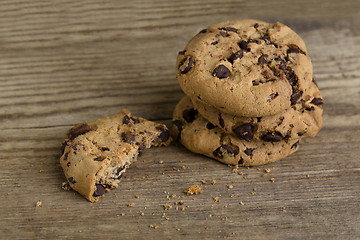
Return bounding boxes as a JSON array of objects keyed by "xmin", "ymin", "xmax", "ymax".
[
  {"xmin": 290, "ymin": 90, "xmax": 302, "ymax": 105},
  {"xmin": 67, "ymin": 124, "xmax": 91, "ymax": 140},
  {"xmin": 93, "ymin": 184, "xmax": 106, "ymax": 197},
  {"xmin": 61, "ymin": 140, "xmax": 68, "ymax": 156},
  {"xmin": 101, "ymin": 147, "xmax": 110, "ymax": 151},
  {"xmin": 173, "ymin": 120, "xmax": 183, "ymax": 133},
  {"xmin": 67, "ymin": 162, "xmax": 71, "ymax": 167},
  {"xmin": 213, "ymin": 145, "xmax": 238, "ymax": 159},
  {"xmin": 260, "ymin": 34, "xmax": 270, "ymax": 42},
  {"xmin": 289, "ymin": 124, "xmax": 294, "ymax": 128},
  {"xmin": 297, "ymin": 132, "xmax": 304, "ymax": 136},
  {"xmin": 257, "ymin": 117, "xmax": 262, "ymax": 122},
  {"xmin": 244, "ymin": 148, "xmax": 254, "ymax": 156},
  {"xmin": 206, "ymin": 122, "xmax": 215, "ymax": 129},
  {"xmin": 219, "ymin": 31, "xmax": 230, "ymax": 37},
  {"xmin": 121, "ymin": 132, "xmax": 135, "ymax": 144},
  {"xmin": 94, "ymin": 157, "xmax": 105, "ymax": 161},
  {"xmin": 178, "ymin": 50, "xmax": 186, "ymax": 55},
  {"xmin": 183, "ymin": 108, "xmax": 198, "ymax": 123},
  {"xmin": 238, "ymin": 157, "xmax": 244, "ymax": 165},
  {"xmin": 68, "ymin": 177, "xmax": 76, "ymax": 184},
  {"xmin": 261, "ymin": 132, "xmax": 283, "ymax": 142},
  {"xmin": 218, "ymin": 113, "xmax": 224, "ymax": 128},
  {"xmin": 287, "ymin": 45, "xmax": 306, "ymax": 55},
  {"xmin": 262, "ymin": 70, "xmax": 272, "ymax": 80},
  {"xmin": 239, "ymin": 40, "xmax": 249, "ymax": 51},
  {"xmin": 254, "ymin": 23, "xmax": 259, "ymax": 28},
  {"xmin": 233, "ymin": 124, "xmax": 254, "ymax": 141},
  {"xmin": 311, "ymin": 98, "xmax": 323, "ymax": 106},
  {"xmin": 158, "ymin": 129, "xmax": 170, "ymax": 142},
  {"xmin": 219, "ymin": 26, "xmax": 238, "ymax": 32},
  {"xmin": 155, "ymin": 125, "xmax": 169, "ymax": 140},
  {"xmin": 306, "ymin": 106, "xmax": 315, "ymax": 111},
  {"xmin": 212, "ymin": 65, "xmax": 230, "ymax": 79},
  {"xmin": 227, "ymin": 50, "xmax": 243, "ymax": 64},
  {"xmin": 211, "ymin": 40, "xmax": 218, "ymax": 45},
  {"xmin": 63, "ymin": 152, "xmax": 69, "ymax": 161},
  {"xmin": 258, "ymin": 54, "xmax": 268, "ymax": 64},
  {"xmin": 178, "ymin": 56, "xmax": 194, "ymax": 74},
  {"xmin": 199, "ymin": 29, "xmax": 207, "ymax": 34},
  {"xmin": 213, "ymin": 147, "xmax": 223, "ymax": 159},
  {"xmin": 267, "ymin": 93, "xmax": 278, "ymax": 102},
  {"xmin": 291, "ymin": 141, "xmax": 300, "ymax": 149},
  {"xmin": 122, "ymin": 115, "xmax": 131, "ymax": 124}
]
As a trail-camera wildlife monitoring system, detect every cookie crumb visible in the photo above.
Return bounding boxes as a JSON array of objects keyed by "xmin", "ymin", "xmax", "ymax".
[
  {"xmin": 61, "ymin": 182, "xmax": 71, "ymax": 191},
  {"xmin": 265, "ymin": 168, "xmax": 271, "ymax": 173},
  {"xmin": 127, "ymin": 203, "xmax": 135, "ymax": 207},
  {"xmin": 238, "ymin": 171, "xmax": 243, "ymax": 176},
  {"xmin": 184, "ymin": 184, "xmax": 203, "ymax": 195},
  {"xmin": 261, "ymin": 173, "xmax": 267, "ymax": 177},
  {"xmin": 135, "ymin": 195, "xmax": 139, "ymax": 199},
  {"xmin": 35, "ymin": 201, "xmax": 42, "ymax": 207},
  {"xmin": 140, "ymin": 212, "xmax": 144, "ymax": 216},
  {"xmin": 239, "ymin": 201, "xmax": 244, "ymax": 205},
  {"xmin": 163, "ymin": 204, "xmax": 172, "ymax": 210},
  {"xmin": 306, "ymin": 174, "xmax": 310, "ymax": 178},
  {"xmin": 282, "ymin": 206, "xmax": 287, "ymax": 212},
  {"xmin": 211, "ymin": 180, "xmax": 216, "ymax": 185},
  {"xmin": 120, "ymin": 213, "xmax": 125, "ymax": 216},
  {"xmin": 213, "ymin": 197, "xmax": 221, "ymax": 202},
  {"xmin": 269, "ymin": 178, "xmax": 275, "ymax": 183},
  {"xmin": 182, "ymin": 165, "xmax": 187, "ymax": 170},
  {"xmin": 226, "ymin": 184, "xmax": 233, "ymax": 189},
  {"xmin": 159, "ymin": 160, "xmax": 164, "ymax": 164},
  {"xmin": 205, "ymin": 226, "xmax": 209, "ymax": 230},
  {"xmin": 201, "ymin": 179, "xmax": 207, "ymax": 184},
  {"xmin": 176, "ymin": 228, "xmax": 181, "ymax": 231}
]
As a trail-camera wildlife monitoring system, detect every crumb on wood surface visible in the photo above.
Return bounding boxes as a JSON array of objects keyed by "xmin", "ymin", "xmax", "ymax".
[{"xmin": 184, "ymin": 184, "xmax": 203, "ymax": 195}]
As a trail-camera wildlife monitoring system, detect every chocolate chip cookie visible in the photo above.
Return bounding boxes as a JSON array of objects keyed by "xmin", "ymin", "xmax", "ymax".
[
  {"xmin": 173, "ymin": 97, "xmax": 300, "ymax": 166},
  {"xmin": 60, "ymin": 109, "xmax": 171, "ymax": 202},
  {"xmin": 176, "ymin": 19, "xmax": 314, "ymax": 117},
  {"xmin": 191, "ymin": 81, "xmax": 323, "ymax": 141}
]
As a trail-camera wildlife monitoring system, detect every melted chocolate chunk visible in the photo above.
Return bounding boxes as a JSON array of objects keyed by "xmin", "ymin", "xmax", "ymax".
[
  {"xmin": 287, "ymin": 45, "xmax": 306, "ymax": 55},
  {"xmin": 94, "ymin": 157, "xmax": 105, "ymax": 162},
  {"xmin": 121, "ymin": 132, "xmax": 135, "ymax": 144},
  {"xmin": 63, "ymin": 152, "xmax": 69, "ymax": 161},
  {"xmin": 178, "ymin": 56, "xmax": 194, "ymax": 74},
  {"xmin": 219, "ymin": 31, "xmax": 230, "ymax": 37},
  {"xmin": 68, "ymin": 177, "xmax": 76, "ymax": 184},
  {"xmin": 206, "ymin": 122, "xmax": 216, "ymax": 129},
  {"xmin": 93, "ymin": 184, "xmax": 106, "ymax": 197},
  {"xmin": 199, "ymin": 29, "xmax": 207, "ymax": 34},
  {"xmin": 219, "ymin": 26, "xmax": 238, "ymax": 32},
  {"xmin": 212, "ymin": 65, "xmax": 230, "ymax": 79},
  {"xmin": 238, "ymin": 157, "xmax": 244, "ymax": 165},
  {"xmin": 213, "ymin": 144, "xmax": 238, "ymax": 159},
  {"xmin": 61, "ymin": 140, "xmax": 68, "ymax": 156},
  {"xmin": 158, "ymin": 129, "xmax": 170, "ymax": 142},
  {"xmin": 291, "ymin": 141, "xmax": 300, "ymax": 149},
  {"xmin": 262, "ymin": 132, "xmax": 283, "ymax": 142},
  {"xmin": 68, "ymin": 124, "xmax": 91, "ymax": 140},
  {"xmin": 297, "ymin": 132, "xmax": 304, "ymax": 136},
  {"xmin": 244, "ymin": 148, "xmax": 254, "ymax": 156},
  {"xmin": 213, "ymin": 147, "xmax": 223, "ymax": 159},
  {"xmin": 227, "ymin": 50, "xmax": 243, "ymax": 64},
  {"xmin": 233, "ymin": 124, "xmax": 254, "ymax": 141},
  {"xmin": 267, "ymin": 93, "xmax": 278, "ymax": 102},
  {"xmin": 218, "ymin": 113, "xmax": 225, "ymax": 128},
  {"xmin": 306, "ymin": 106, "xmax": 315, "ymax": 111},
  {"xmin": 239, "ymin": 40, "xmax": 251, "ymax": 51},
  {"xmin": 258, "ymin": 54, "xmax": 268, "ymax": 64},
  {"xmin": 260, "ymin": 34, "xmax": 271, "ymax": 42},
  {"xmin": 290, "ymin": 91, "xmax": 302, "ymax": 105},
  {"xmin": 311, "ymin": 98, "xmax": 323, "ymax": 106},
  {"xmin": 101, "ymin": 147, "xmax": 110, "ymax": 151},
  {"xmin": 122, "ymin": 115, "xmax": 132, "ymax": 125},
  {"xmin": 183, "ymin": 108, "xmax": 198, "ymax": 123},
  {"xmin": 254, "ymin": 23, "xmax": 259, "ymax": 28},
  {"xmin": 211, "ymin": 40, "xmax": 218, "ymax": 45},
  {"xmin": 178, "ymin": 50, "xmax": 186, "ymax": 55}
]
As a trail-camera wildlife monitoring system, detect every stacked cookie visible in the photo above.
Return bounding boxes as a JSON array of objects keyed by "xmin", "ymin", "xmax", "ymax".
[{"xmin": 173, "ymin": 19, "xmax": 323, "ymax": 166}]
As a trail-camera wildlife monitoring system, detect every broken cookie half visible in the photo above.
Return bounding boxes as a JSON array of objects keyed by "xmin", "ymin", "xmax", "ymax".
[{"xmin": 60, "ymin": 109, "xmax": 171, "ymax": 202}]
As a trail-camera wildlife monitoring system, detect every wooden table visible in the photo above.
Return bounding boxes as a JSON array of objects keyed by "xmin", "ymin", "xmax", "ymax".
[{"xmin": 1, "ymin": 1, "xmax": 359, "ymax": 239}]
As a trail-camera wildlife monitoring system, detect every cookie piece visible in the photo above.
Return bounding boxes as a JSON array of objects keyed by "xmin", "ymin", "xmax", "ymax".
[
  {"xmin": 176, "ymin": 19, "xmax": 313, "ymax": 117},
  {"xmin": 191, "ymin": 81, "xmax": 323, "ymax": 141},
  {"xmin": 60, "ymin": 109, "xmax": 171, "ymax": 202},
  {"xmin": 173, "ymin": 97, "xmax": 300, "ymax": 166}
]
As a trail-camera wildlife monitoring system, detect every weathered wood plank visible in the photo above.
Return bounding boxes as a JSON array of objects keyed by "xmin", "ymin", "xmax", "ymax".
[{"xmin": 0, "ymin": 0, "xmax": 359, "ymax": 239}]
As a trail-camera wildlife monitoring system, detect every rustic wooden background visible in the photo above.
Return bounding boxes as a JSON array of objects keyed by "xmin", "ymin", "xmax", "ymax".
[{"xmin": 1, "ymin": 0, "xmax": 359, "ymax": 239}]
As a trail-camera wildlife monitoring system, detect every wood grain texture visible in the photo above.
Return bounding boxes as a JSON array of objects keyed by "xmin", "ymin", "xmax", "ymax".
[{"xmin": 0, "ymin": 0, "xmax": 359, "ymax": 239}]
